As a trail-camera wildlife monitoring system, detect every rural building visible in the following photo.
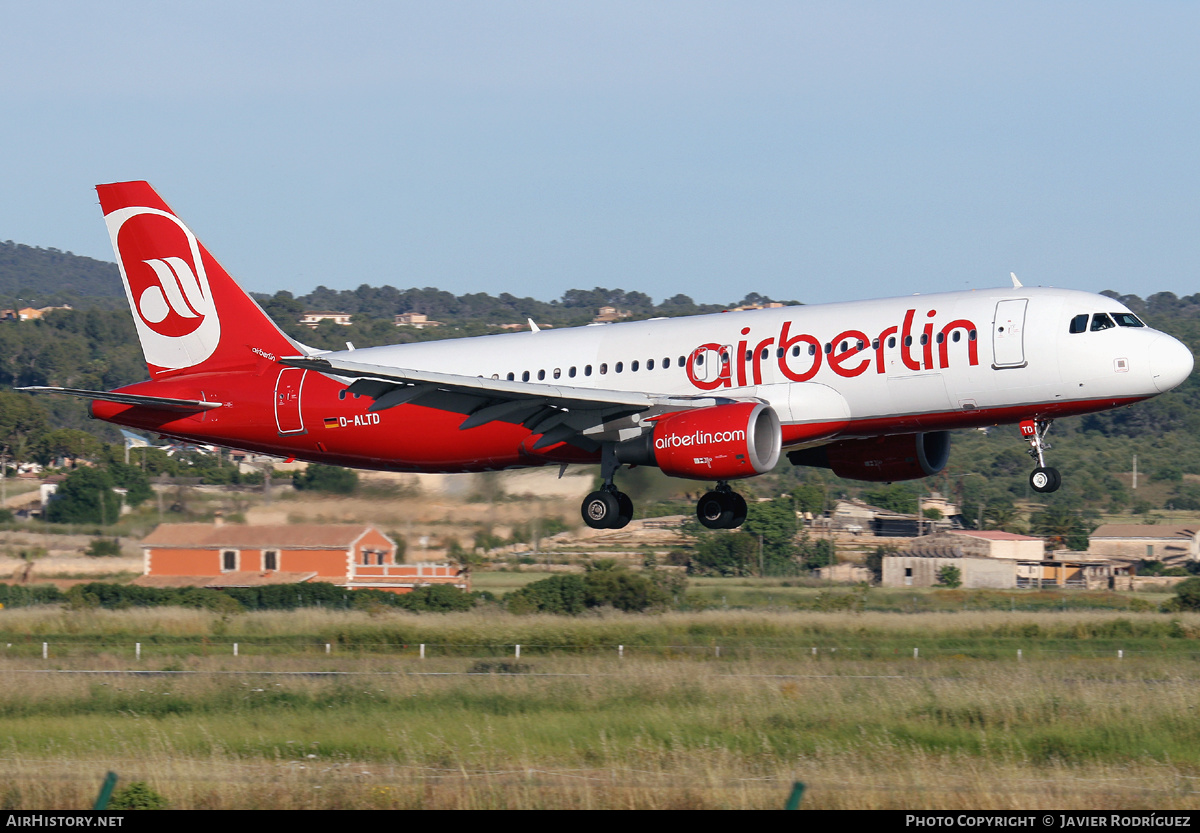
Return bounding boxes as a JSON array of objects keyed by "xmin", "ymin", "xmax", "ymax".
[
  {"xmin": 829, "ymin": 499, "xmax": 952, "ymax": 537},
  {"xmin": 393, "ymin": 312, "xmax": 442, "ymax": 328},
  {"xmin": 883, "ymin": 554, "xmax": 1016, "ymax": 588},
  {"xmin": 134, "ymin": 522, "xmax": 468, "ymax": 593},
  {"xmin": 592, "ymin": 306, "xmax": 631, "ymax": 323},
  {"xmin": 908, "ymin": 530, "xmax": 1045, "ymax": 561},
  {"xmin": 300, "ymin": 310, "xmax": 353, "ymax": 327},
  {"xmin": 883, "ymin": 550, "xmax": 1116, "ymax": 590},
  {"xmin": 1088, "ymin": 524, "xmax": 1200, "ymax": 568}
]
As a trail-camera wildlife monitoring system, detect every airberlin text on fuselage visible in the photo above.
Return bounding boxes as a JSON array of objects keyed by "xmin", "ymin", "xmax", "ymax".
[{"xmin": 685, "ymin": 308, "xmax": 980, "ymax": 391}]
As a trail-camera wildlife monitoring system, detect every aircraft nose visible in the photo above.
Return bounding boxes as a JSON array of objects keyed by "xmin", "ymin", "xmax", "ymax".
[{"xmin": 1150, "ymin": 335, "xmax": 1194, "ymax": 393}]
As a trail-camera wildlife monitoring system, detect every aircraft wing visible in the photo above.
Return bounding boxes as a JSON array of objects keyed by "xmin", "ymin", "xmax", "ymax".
[
  {"xmin": 280, "ymin": 355, "xmax": 732, "ymax": 450},
  {"xmin": 17, "ymin": 386, "xmax": 223, "ymax": 413}
]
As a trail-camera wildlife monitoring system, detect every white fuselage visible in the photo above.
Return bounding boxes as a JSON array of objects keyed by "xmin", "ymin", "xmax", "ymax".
[{"xmin": 326, "ymin": 286, "xmax": 1192, "ymax": 441}]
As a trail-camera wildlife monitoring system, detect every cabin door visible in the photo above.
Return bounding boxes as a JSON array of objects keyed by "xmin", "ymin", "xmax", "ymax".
[{"xmin": 992, "ymin": 299, "xmax": 1028, "ymax": 369}]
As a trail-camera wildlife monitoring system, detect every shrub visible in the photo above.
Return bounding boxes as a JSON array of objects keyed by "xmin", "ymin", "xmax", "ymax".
[
  {"xmin": 108, "ymin": 781, "xmax": 168, "ymax": 810},
  {"xmin": 292, "ymin": 463, "xmax": 358, "ymax": 494},
  {"xmin": 506, "ymin": 568, "xmax": 670, "ymax": 614},
  {"xmin": 936, "ymin": 565, "xmax": 963, "ymax": 588},
  {"xmin": 1169, "ymin": 577, "xmax": 1200, "ymax": 611},
  {"xmin": 46, "ymin": 467, "xmax": 122, "ymax": 524},
  {"xmin": 85, "ymin": 538, "xmax": 122, "ymax": 557}
]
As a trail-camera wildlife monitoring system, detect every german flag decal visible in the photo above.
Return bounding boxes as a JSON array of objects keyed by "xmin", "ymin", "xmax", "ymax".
[{"xmin": 323, "ymin": 417, "xmax": 340, "ymax": 429}]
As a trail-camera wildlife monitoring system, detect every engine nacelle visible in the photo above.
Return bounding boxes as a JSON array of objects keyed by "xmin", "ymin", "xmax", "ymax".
[
  {"xmin": 616, "ymin": 402, "xmax": 781, "ymax": 480},
  {"xmin": 788, "ymin": 431, "xmax": 951, "ymax": 482}
]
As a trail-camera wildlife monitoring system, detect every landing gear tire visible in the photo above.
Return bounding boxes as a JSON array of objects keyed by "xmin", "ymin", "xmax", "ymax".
[
  {"xmin": 697, "ymin": 491, "xmax": 733, "ymax": 529},
  {"xmin": 1030, "ymin": 467, "xmax": 1061, "ymax": 494},
  {"xmin": 696, "ymin": 488, "xmax": 747, "ymax": 530},
  {"xmin": 581, "ymin": 489, "xmax": 634, "ymax": 529},
  {"xmin": 582, "ymin": 490, "xmax": 620, "ymax": 529},
  {"xmin": 613, "ymin": 491, "xmax": 633, "ymax": 530},
  {"xmin": 728, "ymin": 492, "xmax": 748, "ymax": 529}
]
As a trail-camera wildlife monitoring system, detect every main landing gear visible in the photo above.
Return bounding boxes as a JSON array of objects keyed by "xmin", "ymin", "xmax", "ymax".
[
  {"xmin": 696, "ymin": 482, "xmax": 748, "ymax": 530},
  {"xmin": 1020, "ymin": 418, "xmax": 1061, "ymax": 494},
  {"xmin": 579, "ymin": 447, "xmax": 751, "ymax": 530},
  {"xmin": 581, "ymin": 445, "xmax": 634, "ymax": 530}
]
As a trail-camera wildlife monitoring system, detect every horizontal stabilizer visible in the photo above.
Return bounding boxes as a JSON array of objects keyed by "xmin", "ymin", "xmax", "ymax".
[{"xmin": 17, "ymin": 386, "xmax": 222, "ymax": 413}]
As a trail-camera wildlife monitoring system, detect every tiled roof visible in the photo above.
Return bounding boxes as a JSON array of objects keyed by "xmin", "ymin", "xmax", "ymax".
[
  {"xmin": 952, "ymin": 530, "xmax": 1042, "ymax": 542},
  {"xmin": 141, "ymin": 523, "xmax": 387, "ymax": 549},
  {"xmin": 1090, "ymin": 524, "xmax": 1199, "ymax": 540}
]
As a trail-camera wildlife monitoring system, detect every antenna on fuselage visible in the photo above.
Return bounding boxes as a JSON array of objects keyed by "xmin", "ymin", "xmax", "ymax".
[{"xmin": 1010, "ymin": 272, "xmax": 1023, "ymax": 288}]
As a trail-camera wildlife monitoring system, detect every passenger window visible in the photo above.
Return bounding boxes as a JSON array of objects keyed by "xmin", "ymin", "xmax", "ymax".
[
  {"xmin": 599, "ymin": 363, "xmax": 608, "ymax": 375},
  {"xmin": 904, "ymin": 336, "xmax": 912, "ymax": 347},
  {"xmin": 823, "ymin": 343, "xmax": 832, "ymax": 354},
  {"xmin": 952, "ymin": 331, "xmax": 961, "ymax": 343},
  {"xmin": 569, "ymin": 367, "xmax": 576, "ymax": 378},
  {"xmin": 678, "ymin": 356, "xmax": 685, "ymax": 367},
  {"xmin": 919, "ymin": 334, "xmax": 928, "ymax": 346},
  {"xmin": 615, "ymin": 362, "xmax": 623, "ymax": 373},
  {"xmin": 663, "ymin": 357, "xmax": 671, "ymax": 368},
  {"xmin": 585, "ymin": 365, "xmax": 593, "ymax": 376},
  {"xmin": 1069, "ymin": 313, "xmax": 1089, "ymax": 334},
  {"xmin": 537, "ymin": 369, "xmax": 546, "ymax": 380},
  {"xmin": 631, "ymin": 360, "xmax": 639, "ymax": 372},
  {"xmin": 338, "ymin": 389, "xmax": 346, "ymax": 400},
  {"xmin": 1113, "ymin": 312, "xmax": 1145, "ymax": 327},
  {"xmin": 647, "ymin": 359, "xmax": 655, "ymax": 370},
  {"xmin": 522, "ymin": 371, "xmax": 530, "ymax": 382},
  {"xmin": 888, "ymin": 336, "xmax": 897, "ymax": 348},
  {"xmin": 553, "ymin": 368, "xmax": 561, "ymax": 379},
  {"xmin": 968, "ymin": 330, "xmax": 977, "ymax": 341},
  {"xmin": 745, "ymin": 350, "xmax": 753, "ymax": 361},
  {"xmin": 1091, "ymin": 313, "xmax": 1116, "ymax": 331},
  {"xmin": 507, "ymin": 372, "xmax": 515, "ymax": 381}
]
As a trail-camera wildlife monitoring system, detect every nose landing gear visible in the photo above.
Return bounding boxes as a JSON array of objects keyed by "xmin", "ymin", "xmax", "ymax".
[
  {"xmin": 696, "ymin": 482, "xmax": 748, "ymax": 529},
  {"xmin": 1021, "ymin": 418, "xmax": 1061, "ymax": 494}
]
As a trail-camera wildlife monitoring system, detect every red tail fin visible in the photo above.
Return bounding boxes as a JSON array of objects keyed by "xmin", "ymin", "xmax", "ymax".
[{"xmin": 97, "ymin": 181, "xmax": 299, "ymax": 376}]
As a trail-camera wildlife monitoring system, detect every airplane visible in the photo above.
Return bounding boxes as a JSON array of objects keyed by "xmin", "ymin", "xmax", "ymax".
[{"xmin": 20, "ymin": 181, "xmax": 1195, "ymax": 530}]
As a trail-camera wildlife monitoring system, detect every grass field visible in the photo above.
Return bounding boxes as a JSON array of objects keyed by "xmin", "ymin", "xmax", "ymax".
[{"xmin": 2, "ymin": 607, "xmax": 1200, "ymax": 809}]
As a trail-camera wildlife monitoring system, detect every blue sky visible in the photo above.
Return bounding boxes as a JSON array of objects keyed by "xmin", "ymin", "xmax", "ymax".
[{"xmin": 1, "ymin": 2, "xmax": 1197, "ymax": 306}]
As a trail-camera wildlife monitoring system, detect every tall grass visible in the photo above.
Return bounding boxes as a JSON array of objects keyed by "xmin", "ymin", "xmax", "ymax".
[
  {"xmin": 0, "ymin": 657, "xmax": 1198, "ymax": 808},
  {"xmin": 3, "ymin": 608, "xmax": 1200, "ymax": 808}
]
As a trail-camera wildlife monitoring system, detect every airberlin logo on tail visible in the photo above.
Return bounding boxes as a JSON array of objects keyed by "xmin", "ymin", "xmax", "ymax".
[{"xmin": 105, "ymin": 206, "xmax": 221, "ymax": 370}]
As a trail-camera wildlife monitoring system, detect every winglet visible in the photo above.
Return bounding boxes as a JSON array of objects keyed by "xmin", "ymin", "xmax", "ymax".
[
  {"xmin": 1010, "ymin": 272, "xmax": 1023, "ymax": 288},
  {"xmin": 528, "ymin": 318, "xmax": 540, "ymax": 333}
]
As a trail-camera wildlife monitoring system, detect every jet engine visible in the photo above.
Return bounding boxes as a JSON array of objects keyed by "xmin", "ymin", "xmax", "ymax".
[
  {"xmin": 788, "ymin": 431, "xmax": 951, "ymax": 482},
  {"xmin": 616, "ymin": 401, "xmax": 781, "ymax": 480}
]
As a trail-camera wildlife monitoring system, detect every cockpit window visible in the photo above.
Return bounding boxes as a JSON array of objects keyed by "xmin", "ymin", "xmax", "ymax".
[
  {"xmin": 1090, "ymin": 313, "xmax": 1116, "ymax": 332},
  {"xmin": 1112, "ymin": 312, "xmax": 1145, "ymax": 327},
  {"xmin": 1069, "ymin": 314, "xmax": 1088, "ymax": 334}
]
